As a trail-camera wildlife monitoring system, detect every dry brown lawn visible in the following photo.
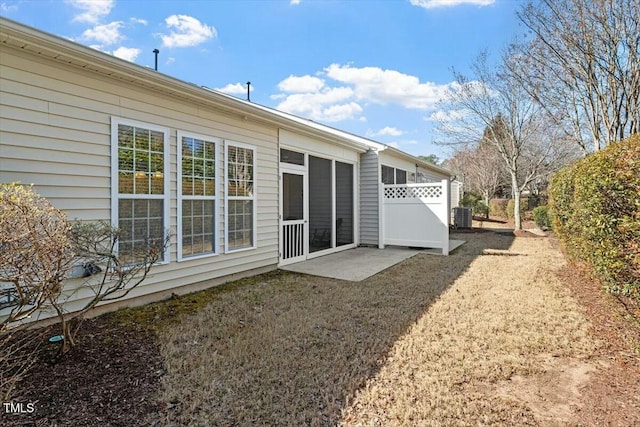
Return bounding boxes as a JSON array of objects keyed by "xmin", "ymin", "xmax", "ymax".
[{"xmin": 151, "ymin": 232, "xmax": 600, "ymax": 426}]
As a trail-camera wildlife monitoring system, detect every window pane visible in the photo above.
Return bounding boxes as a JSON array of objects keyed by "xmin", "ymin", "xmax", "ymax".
[
  {"xmin": 118, "ymin": 148, "xmax": 133, "ymax": 171},
  {"xmin": 134, "ymin": 199, "xmax": 148, "ymax": 217},
  {"xmin": 118, "ymin": 124, "xmax": 164, "ymax": 196},
  {"xmin": 182, "ymin": 177, "xmax": 193, "ymax": 196},
  {"xmin": 134, "ymin": 173, "xmax": 149, "ymax": 194},
  {"xmin": 382, "ymin": 165, "xmax": 395, "ymax": 184},
  {"xmin": 119, "ymin": 172, "xmax": 134, "ymax": 193},
  {"xmin": 193, "ymin": 139, "xmax": 204, "ymax": 157},
  {"xmin": 118, "ymin": 125, "xmax": 134, "ymax": 148},
  {"xmin": 193, "ymin": 179, "xmax": 205, "ymax": 196},
  {"xmin": 227, "ymin": 200, "xmax": 253, "ymax": 250},
  {"xmin": 134, "ymin": 128, "xmax": 150, "ymax": 151},
  {"xmin": 181, "ymin": 200, "xmax": 215, "ymax": 257},
  {"xmin": 280, "ymin": 148, "xmax": 304, "ymax": 165},
  {"xmin": 150, "ymin": 173, "xmax": 164, "ymax": 195},
  {"xmin": 396, "ymin": 169, "xmax": 407, "ymax": 184},
  {"xmin": 204, "ymin": 140, "xmax": 215, "ymax": 159},
  {"xmin": 118, "ymin": 199, "xmax": 164, "ymax": 263},
  {"xmin": 150, "ymin": 131, "xmax": 164, "ymax": 153},
  {"xmin": 204, "ymin": 179, "xmax": 215, "ymax": 196},
  {"xmin": 204, "ymin": 160, "xmax": 215, "ymax": 178}
]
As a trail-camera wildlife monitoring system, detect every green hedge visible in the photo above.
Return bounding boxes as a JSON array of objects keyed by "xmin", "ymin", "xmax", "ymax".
[
  {"xmin": 549, "ymin": 133, "xmax": 640, "ymax": 300},
  {"xmin": 533, "ymin": 205, "xmax": 551, "ymax": 229}
]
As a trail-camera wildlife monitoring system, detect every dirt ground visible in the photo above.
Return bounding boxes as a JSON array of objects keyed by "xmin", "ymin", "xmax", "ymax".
[{"xmin": 3, "ymin": 231, "xmax": 639, "ymax": 426}]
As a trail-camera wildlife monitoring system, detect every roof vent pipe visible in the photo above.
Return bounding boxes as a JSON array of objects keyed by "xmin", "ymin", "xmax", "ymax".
[
  {"xmin": 153, "ymin": 49, "xmax": 159, "ymax": 71},
  {"xmin": 246, "ymin": 81, "xmax": 251, "ymax": 102}
]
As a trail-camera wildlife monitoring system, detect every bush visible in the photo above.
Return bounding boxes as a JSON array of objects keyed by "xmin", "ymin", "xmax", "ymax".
[
  {"xmin": 533, "ymin": 205, "xmax": 551, "ymax": 229},
  {"xmin": 0, "ymin": 182, "xmax": 73, "ymax": 399},
  {"xmin": 489, "ymin": 198, "xmax": 508, "ymax": 218},
  {"xmin": 474, "ymin": 200, "xmax": 489, "ymax": 217},
  {"xmin": 461, "ymin": 192, "xmax": 488, "ymax": 218},
  {"xmin": 549, "ymin": 133, "xmax": 640, "ymax": 300},
  {"xmin": 461, "ymin": 192, "xmax": 481, "ymax": 208}
]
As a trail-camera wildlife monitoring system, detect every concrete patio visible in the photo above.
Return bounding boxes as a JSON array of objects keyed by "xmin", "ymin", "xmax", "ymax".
[{"xmin": 280, "ymin": 240, "xmax": 466, "ymax": 281}]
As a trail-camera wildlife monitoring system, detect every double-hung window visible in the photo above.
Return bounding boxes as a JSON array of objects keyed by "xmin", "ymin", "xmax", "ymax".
[
  {"xmin": 111, "ymin": 118, "xmax": 169, "ymax": 264},
  {"xmin": 178, "ymin": 132, "xmax": 218, "ymax": 260},
  {"xmin": 225, "ymin": 142, "xmax": 256, "ymax": 252}
]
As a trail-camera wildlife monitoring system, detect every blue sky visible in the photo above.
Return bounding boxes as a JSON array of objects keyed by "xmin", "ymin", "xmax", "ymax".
[{"xmin": 1, "ymin": 0, "xmax": 524, "ymax": 159}]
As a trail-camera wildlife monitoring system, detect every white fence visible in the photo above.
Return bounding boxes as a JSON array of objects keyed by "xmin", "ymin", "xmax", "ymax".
[{"xmin": 380, "ymin": 180, "xmax": 450, "ymax": 255}]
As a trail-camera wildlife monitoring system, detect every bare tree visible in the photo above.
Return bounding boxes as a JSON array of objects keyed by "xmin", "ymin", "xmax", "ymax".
[
  {"xmin": 516, "ymin": 0, "xmax": 640, "ymax": 152},
  {"xmin": 434, "ymin": 52, "xmax": 577, "ymax": 229},
  {"xmin": 446, "ymin": 143, "xmax": 505, "ymax": 206}
]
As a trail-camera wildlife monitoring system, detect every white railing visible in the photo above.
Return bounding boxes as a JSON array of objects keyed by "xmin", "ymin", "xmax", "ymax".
[{"xmin": 281, "ymin": 221, "xmax": 305, "ymax": 263}]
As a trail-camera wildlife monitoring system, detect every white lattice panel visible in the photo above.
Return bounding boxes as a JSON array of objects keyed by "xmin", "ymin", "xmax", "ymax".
[{"xmin": 384, "ymin": 185, "xmax": 443, "ymax": 199}]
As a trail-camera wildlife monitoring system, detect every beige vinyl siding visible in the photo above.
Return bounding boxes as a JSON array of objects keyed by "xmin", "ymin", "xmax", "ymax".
[
  {"xmin": 0, "ymin": 43, "xmax": 279, "ymax": 315},
  {"xmin": 359, "ymin": 150, "xmax": 380, "ymax": 245},
  {"xmin": 379, "ymin": 150, "xmax": 449, "ymax": 182}
]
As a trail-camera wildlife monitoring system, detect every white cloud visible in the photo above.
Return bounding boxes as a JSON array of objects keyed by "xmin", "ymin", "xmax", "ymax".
[
  {"xmin": 67, "ymin": 0, "xmax": 114, "ymax": 24},
  {"xmin": 375, "ymin": 126, "xmax": 405, "ymax": 137},
  {"xmin": 80, "ymin": 21, "xmax": 124, "ymax": 45},
  {"xmin": 1, "ymin": 2, "xmax": 18, "ymax": 12},
  {"xmin": 276, "ymin": 87, "xmax": 363, "ymax": 122},
  {"xmin": 216, "ymin": 83, "xmax": 251, "ymax": 95},
  {"xmin": 160, "ymin": 15, "xmax": 216, "ymax": 48},
  {"xmin": 290, "ymin": 0, "xmax": 301, "ymax": 4},
  {"xmin": 409, "ymin": 0, "xmax": 494, "ymax": 9},
  {"xmin": 325, "ymin": 63, "xmax": 455, "ymax": 110},
  {"xmin": 130, "ymin": 17, "xmax": 148, "ymax": 25},
  {"xmin": 320, "ymin": 103, "xmax": 364, "ymax": 122},
  {"xmin": 112, "ymin": 46, "xmax": 141, "ymax": 62},
  {"xmin": 165, "ymin": 57, "xmax": 175, "ymax": 65},
  {"xmin": 277, "ymin": 75, "xmax": 325, "ymax": 93},
  {"xmin": 387, "ymin": 142, "xmax": 400, "ymax": 148},
  {"xmin": 272, "ymin": 64, "xmax": 458, "ymax": 123}
]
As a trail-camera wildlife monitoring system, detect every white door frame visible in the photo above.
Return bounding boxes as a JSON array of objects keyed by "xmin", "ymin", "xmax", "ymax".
[{"xmin": 279, "ymin": 166, "xmax": 308, "ymax": 265}]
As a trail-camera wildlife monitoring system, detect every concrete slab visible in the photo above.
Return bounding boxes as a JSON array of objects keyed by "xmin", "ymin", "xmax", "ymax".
[{"xmin": 280, "ymin": 240, "xmax": 467, "ymax": 282}]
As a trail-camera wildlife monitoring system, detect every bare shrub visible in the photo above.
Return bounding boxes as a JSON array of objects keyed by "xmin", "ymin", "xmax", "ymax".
[{"xmin": 0, "ymin": 182, "xmax": 74, "ymax": 398}]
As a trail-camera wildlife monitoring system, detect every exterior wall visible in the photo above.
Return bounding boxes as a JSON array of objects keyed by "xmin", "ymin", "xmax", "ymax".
[
  {"xmin": 359, "ymin": 150, "xmax": 380, "ymax": 246},
  {"xmin": 0, "ymin": 44, "xmax": 280, "ymax": 316},
  {"xmin": 279, "ymin": 129, "xmax": 359, "ymax": 163},
  {"xmin": 378, "ymin": 150, "xmax": 448, "ymax": 183}
]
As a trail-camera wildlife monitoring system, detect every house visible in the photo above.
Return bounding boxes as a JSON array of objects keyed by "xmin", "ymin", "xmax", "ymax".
[{"xmin": 0, "ymin": 18, "xmax": 453, "ymax": 319}]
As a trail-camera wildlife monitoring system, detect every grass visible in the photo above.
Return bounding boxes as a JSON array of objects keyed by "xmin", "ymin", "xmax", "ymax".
[{"xmin": 130, "ymin": 232, "xmax": 595, "ymax": 426}]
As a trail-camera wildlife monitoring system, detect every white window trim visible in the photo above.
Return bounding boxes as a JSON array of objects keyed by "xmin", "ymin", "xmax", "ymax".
[
  {"xmin": 224, "ymin": 140, "xmax": 257, "ymax": 253},
  {"xmin": 110, "ymin": 116, "xmax": 171, "ymax": 264},
  {"xmin": 381, "ymin": 164, "xmax": 396, "ymax": 185},
  {"xmin": 177, "ymin": 131, "xmax": 220, "ymax": 261}
]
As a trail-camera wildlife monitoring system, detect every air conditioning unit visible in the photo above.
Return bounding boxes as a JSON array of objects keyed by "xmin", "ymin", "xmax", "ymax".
[{"xmin": 453, "ymin": 207, "xmax": 472, "ymax": 228}]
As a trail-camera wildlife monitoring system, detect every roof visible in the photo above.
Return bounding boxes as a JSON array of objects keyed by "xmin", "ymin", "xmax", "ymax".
[{"xmin": 0, "ymin": 17, "xmax": 452, "ymax": 177}]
